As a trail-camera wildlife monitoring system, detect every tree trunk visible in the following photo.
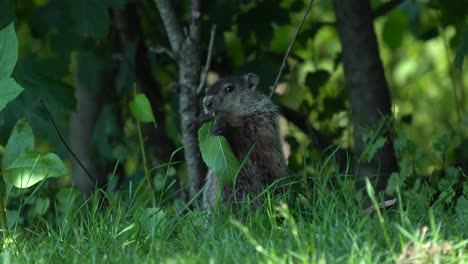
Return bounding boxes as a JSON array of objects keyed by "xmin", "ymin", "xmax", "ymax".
[
  {"xmin": 70, "ymin": 79, "xmax": 102, "ymax": 196},
  {"xmin": 332, "ymin": 0, "xmax": 398, "ymax": 193},
  {"xmin": 154, "ymin": 0, "xmax": 206, "ymax": 199}
]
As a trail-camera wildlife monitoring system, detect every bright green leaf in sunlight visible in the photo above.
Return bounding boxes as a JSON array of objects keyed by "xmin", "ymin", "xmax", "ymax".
[
  {"xmin": 0, "ymin": 23, "xmax": 18, "ymax": 78},
  {"xmin": 2, "ymin": 118, "xmax": 34, "ymax": 170},
  {"xmin": 0, "ymin": 77, "xmax": 23, "ymax": 112},
  {"xmin": 198, "ymin": 121, "xmax": 240, "ymax": 185},
  {"xmin": 129, "ymin": 93, "xmax": 157, "ymax": 127},
  {"xmin": 3, "ymin": 152, "xmax": 68, "ymax": 188}
]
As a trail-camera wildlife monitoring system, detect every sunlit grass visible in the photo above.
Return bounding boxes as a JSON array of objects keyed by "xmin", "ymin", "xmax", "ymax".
[{"xmin": 1, "ymin": 164, "xmax": 467, "ymax": 264}]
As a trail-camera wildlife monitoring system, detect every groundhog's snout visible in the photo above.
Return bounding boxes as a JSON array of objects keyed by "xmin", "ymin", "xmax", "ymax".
[{"xmin": 203, "ymin": 96, "xmax": 215, "ymax": 113}]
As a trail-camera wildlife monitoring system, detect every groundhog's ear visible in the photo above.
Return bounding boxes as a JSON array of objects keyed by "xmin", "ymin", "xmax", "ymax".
[{"xmin": 244, "ymin": 73, "xmax": 259, "ymax": 90}]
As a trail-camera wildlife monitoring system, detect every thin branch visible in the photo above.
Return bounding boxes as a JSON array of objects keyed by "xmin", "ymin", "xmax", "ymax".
[
  {"xmin": 270, "ymin": 0, "xmax": 314, "ymax": 98},
  {"xmin": 197, "ymin": 24, "xmax": 217, "ymax": 95},
  {"xmin": 40, "ymin": 100, "xmax": 95, "ymax": 185},
  {"xmin": 149, "ymin": 46, "xmax": 176, "ymax": 60},
  {"xmin": 361, "ymin": 198, "xmax": 397, "ymax": 215},
  {"xmin": 154, "ymin": 0, "xmax": 184, "ymax": 53}
]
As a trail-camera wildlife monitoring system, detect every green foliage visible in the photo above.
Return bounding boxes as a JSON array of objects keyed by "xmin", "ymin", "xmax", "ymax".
[
  {"xmin": 387, "ymin": 132, "xmax": 467, "ymax": 222},
  {"xmin": 0, "ymin": 23, "xmax": 22, "ymax": 112},
  {"xmin": 0, "ymin": 77, "xmax": 23, "ymax": 112},
  {"xmin": 0, "ymin": 1, "xmax": 465, "ymax": 259},
  {"xmin": 129, "ymin": 93, "xmax": 157, "ymax": 127},
  {"xmin": 3, "ymin": 151, "xmax": 68, "ymax": 188},
  {"xmin": 360, "ymin": 124, "xmax": 388, "ymax": 163},
  {"xmin": 198, "ymin": 121, "xmax": 240, "ymax": 184},
  {"xmin": 1, "ymin": 118, "xmax": 34, "ymax": 169},
  {"xmin": 65, "ymin": 0, "xmax": 110, "ymax": 40},
  {"xmin": 382, "ymin": 10, "xmax": 407, "ymax": 51},
  {"xmin": 0, "ymin": 23, "xmax": 17, "ymax": 78},
  {"xmin": 0, "ymin": 21, "xmax": 69, "ymax": 238},
  {"xmin": 76, "ymin": 51, "xmax": 104, "ymax": 91},
  {"xmin": 1, "ymin": 161, "xmax": 467, "ymax": 262}
]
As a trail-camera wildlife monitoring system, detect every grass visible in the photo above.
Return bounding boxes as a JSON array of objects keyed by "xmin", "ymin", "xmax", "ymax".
[{"xmin": 1, "ymin": 165, "xmax": 467, "ymax": 264}]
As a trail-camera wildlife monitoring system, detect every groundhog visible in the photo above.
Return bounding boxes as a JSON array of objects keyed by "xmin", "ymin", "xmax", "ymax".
[{"xmin": 202, "ymin": 73, "xmax": 287, "ymax": 217}]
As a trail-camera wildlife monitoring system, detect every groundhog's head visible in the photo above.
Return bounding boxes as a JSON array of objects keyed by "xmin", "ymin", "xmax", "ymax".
[{"xmin": 203, "ymin": 73, "xmax": 259, "ymax": 117}]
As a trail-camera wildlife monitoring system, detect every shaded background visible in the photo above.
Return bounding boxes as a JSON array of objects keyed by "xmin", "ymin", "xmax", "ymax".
[{"xmin": 0, "ymin": 0, "xmax": 467, "ymax": 222}]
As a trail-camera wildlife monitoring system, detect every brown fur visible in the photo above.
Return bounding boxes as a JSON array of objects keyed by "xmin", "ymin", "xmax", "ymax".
[{"xmin": 202, "ymin": 73, "xmax": 287, "ymax": 217}]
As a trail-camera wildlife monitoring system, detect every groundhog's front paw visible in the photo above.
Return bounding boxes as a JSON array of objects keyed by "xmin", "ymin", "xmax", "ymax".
[{"xmin": 210, "ymin": 123, "xmax": 224, "ymax": 136}]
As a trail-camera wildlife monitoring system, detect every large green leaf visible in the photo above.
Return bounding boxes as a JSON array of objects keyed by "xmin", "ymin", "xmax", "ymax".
[
  {"xmin": 2, "ymin": 118, "xmax": 34, "ymax": 170},
  {"xmin": 3, "ymin": 152, "xmax": 68, "ymax": 188},
  {"xmin": 0, "ymin": 23, "xmax": 18, "ymax": 78},
  {"xmin": 129, "ymin": 93, "xmax": 157, "ymax": 127},
  {"xmin": 198, "ymin": 121, "xmax": 240, "ymax": 185},
  {"xmin": 0, "ymin": 77, "xmax": 23, "ymax": 112}
]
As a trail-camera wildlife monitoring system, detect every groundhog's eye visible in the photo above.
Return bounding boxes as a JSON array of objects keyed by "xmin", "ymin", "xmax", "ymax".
[{"xmin": 224, "ymin": 83, "xmax": 234, "ymax": 94}]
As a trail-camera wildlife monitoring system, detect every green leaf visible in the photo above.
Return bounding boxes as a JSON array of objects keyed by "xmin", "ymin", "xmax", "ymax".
[
  {"xmin": 386, "ymin": 173, "xmax": 403, "ymax": 194},
  {"xmin": 2, "ymin": 118, "xmax": 34, "ymax": 170},
  {"xmin": 361, "ymin": 136, "xmax": 387, "ymax": 163},
  {"xmin": 394, "ymin": 131, "xmax": 409, "ymax": 158},
  {"xmin": 3, "ymin": 152, "xmax": 68, "ymax": 188},
  {"xmin": 14, "ymin": 58, "xmax": 75, "ymax": 113},
  {"xmin": 432, "ymin": 134, "xmax": 450, "ymax": 152},
  {"xmin": 137, "ymin": 208, "xmax": 167, "ymax": 235},
  {"xmin": 0, "ymin": 23, "xmax": 18, "ymax": 78},
  {"xmin": 129, "ymin": 93, "xmax": 157, "ymax": 127},
  {"xmin": 0, "ymin": 77, "xmax": 23, "ymax": 112},
  {"xmin": 382, "ymin": 11, "xmax": 407, "ymax": 51},
  {"xmin": 29, "ymin": 197, "xmax": 50, "ymax": 218},
  {"xmin": 65, "ymin": 0, "xmax": 110, "ymax": 40},
  {"xmin": 198, "ymin": 121, "xmax": 240, "ymax": 185}
]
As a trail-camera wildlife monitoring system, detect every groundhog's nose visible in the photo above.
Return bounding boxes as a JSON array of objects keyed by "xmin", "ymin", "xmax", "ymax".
[{"xmin": 203, "ymin": 96, "xmax": 213, "ymax": 108}]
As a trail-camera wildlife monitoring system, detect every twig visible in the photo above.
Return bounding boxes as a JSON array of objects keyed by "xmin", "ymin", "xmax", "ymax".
[
  {"xmin": 361, "ymin": 198, "xmax": 397, "ymax": 215},
  {"xmin": 40, "ymin": 100, "xmax": 95, "ymax": 185},
  {"xmin": 149, "ymin": 46, "xmax": 176, "ymax": 60},
  {"xmin": 270, "ymin": 0, "xmax": 314, "ymax": 98},
  {"xmin": 197, "ymin": 24, "xmax": 217, "ymax": 95}
]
